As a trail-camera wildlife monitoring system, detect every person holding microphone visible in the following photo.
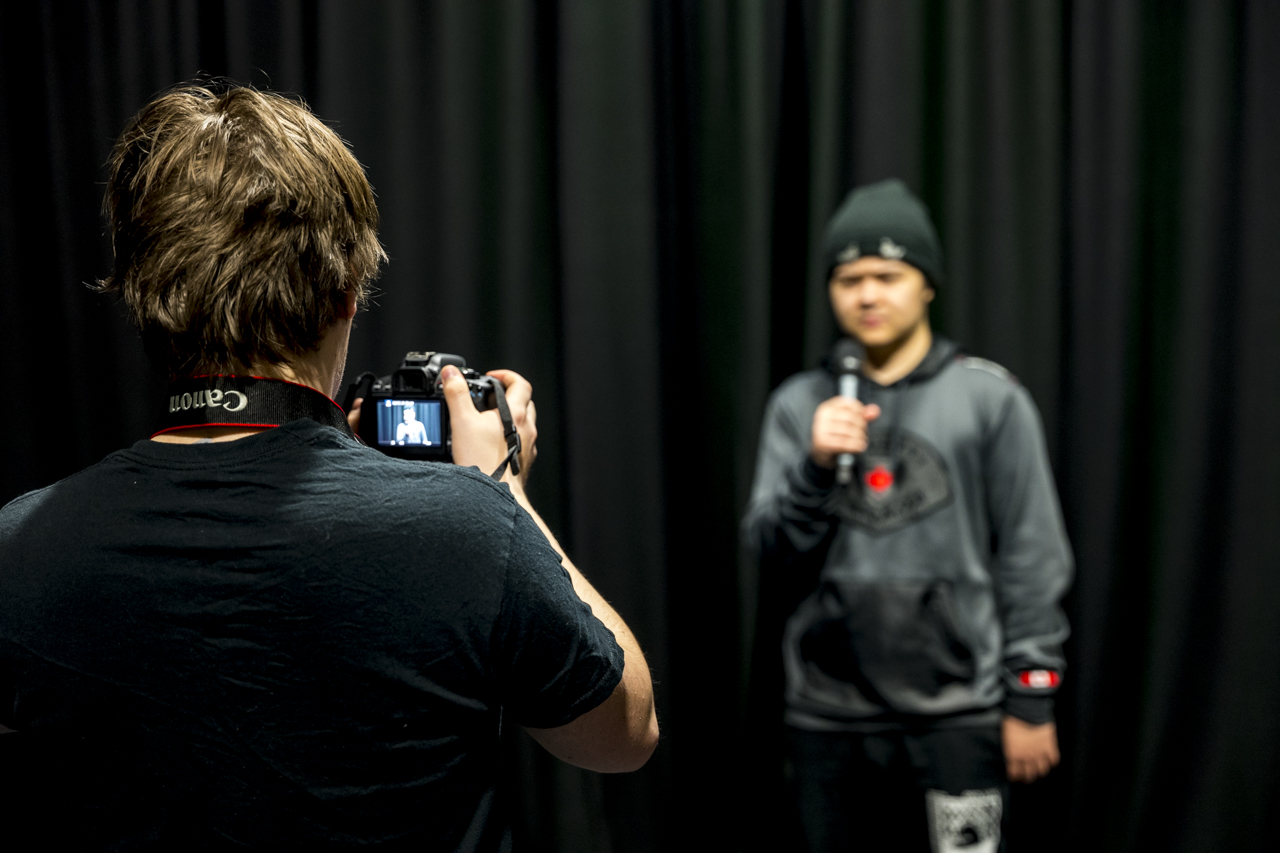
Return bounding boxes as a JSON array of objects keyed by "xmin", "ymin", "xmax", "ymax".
[{"xmin": 743, "ymin": 180, "xmax": 1072, "ymax": 852}]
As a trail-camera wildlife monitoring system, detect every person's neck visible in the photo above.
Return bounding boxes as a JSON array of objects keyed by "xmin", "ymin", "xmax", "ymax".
[
  {"xmin": 860, "ymin": 322, "xmax": 933, "ymax": 386},
  {"xmin": 152, "ymin": 318, "xmax": 351, "ymax": 444}
]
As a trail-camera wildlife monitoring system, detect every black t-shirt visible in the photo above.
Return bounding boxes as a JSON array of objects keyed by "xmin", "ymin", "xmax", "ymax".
[{"xmin": 0, "ymin": 419, "xmax": 624, "ymax": 850}]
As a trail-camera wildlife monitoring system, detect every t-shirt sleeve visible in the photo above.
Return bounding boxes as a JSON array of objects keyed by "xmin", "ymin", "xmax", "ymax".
[{"xmin": 490, "ymin": 507, "xmax": 625, "ymax": 729}]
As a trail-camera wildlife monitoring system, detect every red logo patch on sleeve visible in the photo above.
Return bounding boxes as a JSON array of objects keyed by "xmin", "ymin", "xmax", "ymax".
[{"xmin": 1018, "ymin": 670, "xmax": 1061, "ymax": 689}]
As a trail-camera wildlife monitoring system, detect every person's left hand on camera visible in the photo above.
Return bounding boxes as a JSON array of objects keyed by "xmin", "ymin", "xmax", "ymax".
[
  {"xmin": 346, "ymin": 398, "xmax": 365, "ymax": 435},
  {"xmin": 444, "ymin": 366, "xmax": 537, "ymax": 491}
]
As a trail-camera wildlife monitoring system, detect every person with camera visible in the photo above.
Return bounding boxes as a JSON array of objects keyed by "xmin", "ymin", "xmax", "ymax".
[
  {"xmin": 742, "ymin": 180, "xmax": 1072, "ymax": 851},
  {"xmin": 0, "ymin": 85, "xmax": 657, "ymax": 850}
]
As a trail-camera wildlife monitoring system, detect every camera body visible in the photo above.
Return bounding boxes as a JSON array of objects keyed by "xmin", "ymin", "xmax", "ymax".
[{"xmin": 347, "ymin": 352, "xmax": 502, "ymax": 461}]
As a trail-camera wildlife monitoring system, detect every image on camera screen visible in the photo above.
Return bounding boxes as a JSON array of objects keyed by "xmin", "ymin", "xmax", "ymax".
[{"xmin": 376, "ymin": 399, "xmax": 443, "ymax": 447}]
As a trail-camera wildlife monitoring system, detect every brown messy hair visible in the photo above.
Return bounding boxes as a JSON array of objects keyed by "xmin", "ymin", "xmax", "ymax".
[{"xmin": 99, "ymin": 85, "xmax": 386, "ymax": 377}]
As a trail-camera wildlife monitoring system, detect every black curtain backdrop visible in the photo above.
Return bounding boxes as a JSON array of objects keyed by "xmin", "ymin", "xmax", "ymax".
[{"xmin": 2, "ymin": 1, "xmax": 1278, "ymax": 850}]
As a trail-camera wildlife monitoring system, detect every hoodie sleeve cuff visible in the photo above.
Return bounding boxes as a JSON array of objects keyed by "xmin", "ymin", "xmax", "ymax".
[
  {"xmin": 1002, "ymin": 693, "xmax": 1055, "ymax": 726},
  {"xmin": 800, "ymin": 457, "xmax": 836, "ymax": 490}
]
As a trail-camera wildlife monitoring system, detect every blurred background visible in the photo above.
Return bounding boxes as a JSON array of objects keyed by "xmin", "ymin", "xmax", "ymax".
[{"xmin": 2, "ymin": 1, "xmax": 1278, "ymax": 850}]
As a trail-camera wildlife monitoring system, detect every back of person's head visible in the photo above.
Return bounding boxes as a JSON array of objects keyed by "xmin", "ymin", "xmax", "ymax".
[{"xmin": 99, "ymin": 84, "xmax": 386, "ymax": 378}]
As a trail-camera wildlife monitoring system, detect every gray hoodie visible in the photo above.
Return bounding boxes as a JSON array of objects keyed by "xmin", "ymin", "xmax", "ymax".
[{"xmin": 742, "ymin": 337, "xmax": 1072, "ymax": 730}]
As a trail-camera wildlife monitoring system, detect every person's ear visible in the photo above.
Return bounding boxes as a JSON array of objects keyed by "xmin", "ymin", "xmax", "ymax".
[
  {"xmin": 923, "ymin": 284, "xmax": 936, "ymax": 304},
  {"xmin": 343, "ymin": 287, "xmax": 358, "ymax": 320}
]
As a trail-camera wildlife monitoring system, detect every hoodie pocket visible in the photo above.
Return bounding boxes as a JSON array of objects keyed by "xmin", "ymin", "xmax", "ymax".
[{"xmin": 798, "ymin": 579, "xmax": 975, "ymax": 712}]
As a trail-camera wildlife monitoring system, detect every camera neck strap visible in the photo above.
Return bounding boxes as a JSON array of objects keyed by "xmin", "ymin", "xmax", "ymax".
[{"xmin": 155, "ymin": 375, "xmax": 353, "ymax": 439}]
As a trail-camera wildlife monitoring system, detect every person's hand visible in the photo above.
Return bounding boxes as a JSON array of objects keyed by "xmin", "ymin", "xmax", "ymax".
[
  {"xmin": 1002, "ymin": 716, "xmax": 1060, "ymax": 783},
  {"xmin": 443, "ymin": 365, "xmax": 538, "ymax": 491},
  {"xmin": 485, "ymin": 369, "xmax": 538, "ymax": 490},
  {"xmin": 347, "ymin": 397, "xmax": 363, "ymax": 436},
  {"xmin": 442, "ymin": 365, "xmax": 511, "ymax": 477},
  {"xmin": 809, "ymin": 398, "xmax": 881, "ymax": 468}
]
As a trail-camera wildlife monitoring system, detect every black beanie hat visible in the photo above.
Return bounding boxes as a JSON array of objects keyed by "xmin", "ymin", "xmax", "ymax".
[{"xmin": 821, "ymin": 179, "xmax": 944, "ymax": 287}]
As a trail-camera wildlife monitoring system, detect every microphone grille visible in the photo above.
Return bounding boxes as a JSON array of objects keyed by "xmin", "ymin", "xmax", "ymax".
[{"xmin": 831, "ymin": 338, "xmax": 862, "ymax": 373}]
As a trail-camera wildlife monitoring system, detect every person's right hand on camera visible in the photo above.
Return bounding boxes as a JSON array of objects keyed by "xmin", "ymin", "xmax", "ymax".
[
  {"xmin": 809, "ymin": 398, "xmax": 881, "ymax": 469},
  {"xmin": 443, "ymin": 365, "xmax": 537, "ymax": 491}
]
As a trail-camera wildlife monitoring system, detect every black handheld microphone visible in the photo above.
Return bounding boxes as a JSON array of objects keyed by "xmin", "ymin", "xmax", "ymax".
[{"xmin": 831, "ymin": 339, "xmax": 862, "ymax": 486}]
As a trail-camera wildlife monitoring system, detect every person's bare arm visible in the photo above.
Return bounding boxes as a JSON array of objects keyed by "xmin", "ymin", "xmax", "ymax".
[
  {"xmin": 444, "ymin": 367, "xmax": 658, "ymax": 773},
  {"xmin": 510, "ymin": 494, "xmax": 657, "ymax": 772}
]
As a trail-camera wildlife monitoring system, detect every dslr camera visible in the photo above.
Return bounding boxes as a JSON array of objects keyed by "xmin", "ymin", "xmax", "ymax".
[{"xmin": 344, "ymin": 352, "xmax": 513, "ymax": 465}]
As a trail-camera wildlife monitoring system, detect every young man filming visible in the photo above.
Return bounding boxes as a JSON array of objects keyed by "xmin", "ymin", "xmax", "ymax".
[
  {"xmin": 0, "ymin": 85, "xmax": 657, "ymax": 850},
  {"xmin": 743, "ymin": 180, "xmax": 1072, "ymax": 852}
]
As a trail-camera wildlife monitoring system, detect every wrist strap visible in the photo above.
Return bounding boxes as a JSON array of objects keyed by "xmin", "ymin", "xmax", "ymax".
[{"xmin": 487, "ymin": 378, "xmax": 522, "ymax": 480}]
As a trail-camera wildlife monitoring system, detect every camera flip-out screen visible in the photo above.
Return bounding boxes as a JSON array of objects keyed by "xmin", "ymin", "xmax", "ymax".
[{"xmin": 376, "ymin": 399, "xmax": 443, "ymax": 447}]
